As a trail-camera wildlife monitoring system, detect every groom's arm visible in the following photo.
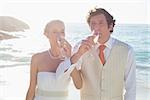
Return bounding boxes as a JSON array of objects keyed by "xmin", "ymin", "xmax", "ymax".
[
  {"xmin": 70, "ymin": 37, "xmax": 94, "ymax": 89},
  {"xmin": 70, "ymin": 51, "xmax": 83, "ymax": 89},
  {"xmin": 124, "ymin": 48, "xmax": 136, "ymax": 100}
]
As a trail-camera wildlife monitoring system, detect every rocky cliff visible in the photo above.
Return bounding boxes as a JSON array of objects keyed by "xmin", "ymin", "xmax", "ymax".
[{"xmin": 0, "ymin": 16, "xmax": 30, "ymax": 40}]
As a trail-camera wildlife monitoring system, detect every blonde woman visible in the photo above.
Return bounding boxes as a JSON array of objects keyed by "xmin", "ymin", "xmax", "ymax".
[{"xmin": 26, "ymin": 20, "xmax": 82, "ymax": 100}]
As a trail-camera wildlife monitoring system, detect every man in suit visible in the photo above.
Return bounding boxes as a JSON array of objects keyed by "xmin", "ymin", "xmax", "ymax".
[{"xmin": 70, "ymin": 7, "xmax": 136, "ymax": 100}]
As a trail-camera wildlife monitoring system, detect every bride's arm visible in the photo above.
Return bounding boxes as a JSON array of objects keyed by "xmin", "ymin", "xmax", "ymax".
[{"xmin": 26, "ymin": 54, "xmax": 38, "ymax": 100}]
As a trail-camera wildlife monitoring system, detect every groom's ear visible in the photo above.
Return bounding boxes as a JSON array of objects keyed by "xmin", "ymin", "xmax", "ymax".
[{"xmin": 108, "ymin": 23, "xmax": 113, "ymax": 33}]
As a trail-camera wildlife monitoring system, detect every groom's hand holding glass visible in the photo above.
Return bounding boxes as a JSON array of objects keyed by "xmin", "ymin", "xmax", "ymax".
[{"xmin": 71, "ymin": 30, "xmax": 100, "ymax": 64}]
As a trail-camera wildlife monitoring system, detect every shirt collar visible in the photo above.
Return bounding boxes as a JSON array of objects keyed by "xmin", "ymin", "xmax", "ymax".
[{"xmin": 99, "ymin": 36, "xmax": 115, "ymax": 50}]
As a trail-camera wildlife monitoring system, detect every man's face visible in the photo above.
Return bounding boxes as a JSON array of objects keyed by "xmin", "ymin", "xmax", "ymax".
[{"xmin": 89, "ymin": 14, "xmax": 113, "ymax": 43}]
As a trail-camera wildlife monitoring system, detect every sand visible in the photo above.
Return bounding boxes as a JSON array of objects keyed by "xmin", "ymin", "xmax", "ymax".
[{"xmin": 0, "ymin": 66, "xmax": 149, "ymax": 100}]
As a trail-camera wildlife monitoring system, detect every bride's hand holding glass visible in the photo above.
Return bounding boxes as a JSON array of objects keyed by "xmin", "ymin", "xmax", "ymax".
[{"xmin": 56, "ymin": 33, "xmax": 72, "ymax": 59}]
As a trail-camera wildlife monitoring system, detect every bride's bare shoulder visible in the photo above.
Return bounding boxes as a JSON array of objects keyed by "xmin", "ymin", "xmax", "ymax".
[{"xmin": 31, "ymin": 51, "xmax": 47, "ymax": 62}]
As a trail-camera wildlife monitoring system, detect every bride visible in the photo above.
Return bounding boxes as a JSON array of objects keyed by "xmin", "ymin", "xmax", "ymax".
[{"xmin": 26, "ymin": 20, "xmax": 82, "ymax": 100}]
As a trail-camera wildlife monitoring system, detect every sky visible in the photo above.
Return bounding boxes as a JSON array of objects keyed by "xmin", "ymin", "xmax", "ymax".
[{"xmin": 0, "ymin": 0, "xmax": 149, "ymax": 28}]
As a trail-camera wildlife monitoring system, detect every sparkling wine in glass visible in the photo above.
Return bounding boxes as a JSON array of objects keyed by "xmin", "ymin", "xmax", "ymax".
[
  {"xmin": 92, "ymin": 30, "xmax": 100, "ymax": 44},
  {"xmin": 56, "ymin": 33, "xmax": 67, "ymax": 60}
]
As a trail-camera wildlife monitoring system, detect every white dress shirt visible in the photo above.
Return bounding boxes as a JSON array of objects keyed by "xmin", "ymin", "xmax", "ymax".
[{"xmin": 99, "ymin": 36, "xmax": 136, "ymax": 100}]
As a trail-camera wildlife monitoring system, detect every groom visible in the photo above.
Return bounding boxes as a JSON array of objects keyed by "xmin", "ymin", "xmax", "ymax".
[{"xmin": 71, "ymin": 7, "xmax": 136, "ymax": 100}]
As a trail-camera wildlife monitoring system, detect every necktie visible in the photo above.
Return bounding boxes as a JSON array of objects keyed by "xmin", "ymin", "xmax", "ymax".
[{"xmin": 99, "ymin": 45, "xmax": 106, "ymax": 65}]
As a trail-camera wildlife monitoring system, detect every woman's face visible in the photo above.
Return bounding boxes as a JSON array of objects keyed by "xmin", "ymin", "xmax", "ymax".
[{"xmin": 46, "ymin": 22, "xmax": 65, "ymax": 44}]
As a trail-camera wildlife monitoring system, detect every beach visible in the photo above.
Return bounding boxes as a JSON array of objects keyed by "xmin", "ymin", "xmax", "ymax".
[
  {"xmin": 0, "ymin": 23, "xmax": 150, "ymax": 100},
  {"xmin": 0, "ymin": 65, "xmax": 81, "ymax": 100},
  {"xmin": 0, "ymin": 65, "xmax": 150, "ymax": 100},
  {"xmin": 0, "ymin": 0, "xmax": 150, "ymax": 98}
]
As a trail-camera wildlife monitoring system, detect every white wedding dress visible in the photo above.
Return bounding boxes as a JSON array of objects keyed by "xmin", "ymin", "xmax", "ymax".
[{"xmin": 34, "ymin": 58, "xmax": 76, "ymax": 100}]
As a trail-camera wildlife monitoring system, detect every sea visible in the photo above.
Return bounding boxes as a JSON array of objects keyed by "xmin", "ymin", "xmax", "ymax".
[{"xmin": 0, "ymin": 23, "xmax": 150, "ymax": 99}]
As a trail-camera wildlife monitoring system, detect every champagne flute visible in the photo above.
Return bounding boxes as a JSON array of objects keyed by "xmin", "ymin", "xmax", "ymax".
[
  {"xmin": 56, "ymin": 33, "xmax": 67, "ymax": 60},
  {"xmin": 92, "ymin": 30, "xmax": 100, "ymax": 44}
]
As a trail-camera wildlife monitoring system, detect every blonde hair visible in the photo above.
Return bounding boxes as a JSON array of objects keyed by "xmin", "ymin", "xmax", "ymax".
[{"xmin": 44, "ymin": 20, "xmax": 64, "ymax": 33}]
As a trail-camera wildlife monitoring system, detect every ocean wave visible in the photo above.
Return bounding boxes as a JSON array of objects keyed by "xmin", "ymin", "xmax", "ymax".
[
  {"xmin": 0, "ymin": 63, "xmax": 30, "ymax": 68},
  {"xmin": 137, "ymin": 64, "xmax": 150, "ymax": 69}
]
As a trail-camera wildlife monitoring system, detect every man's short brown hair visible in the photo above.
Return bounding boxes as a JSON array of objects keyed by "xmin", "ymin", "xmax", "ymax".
[{"xmin": 86, "ymin": 8, "xmax": 116, "ymax": 32}]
